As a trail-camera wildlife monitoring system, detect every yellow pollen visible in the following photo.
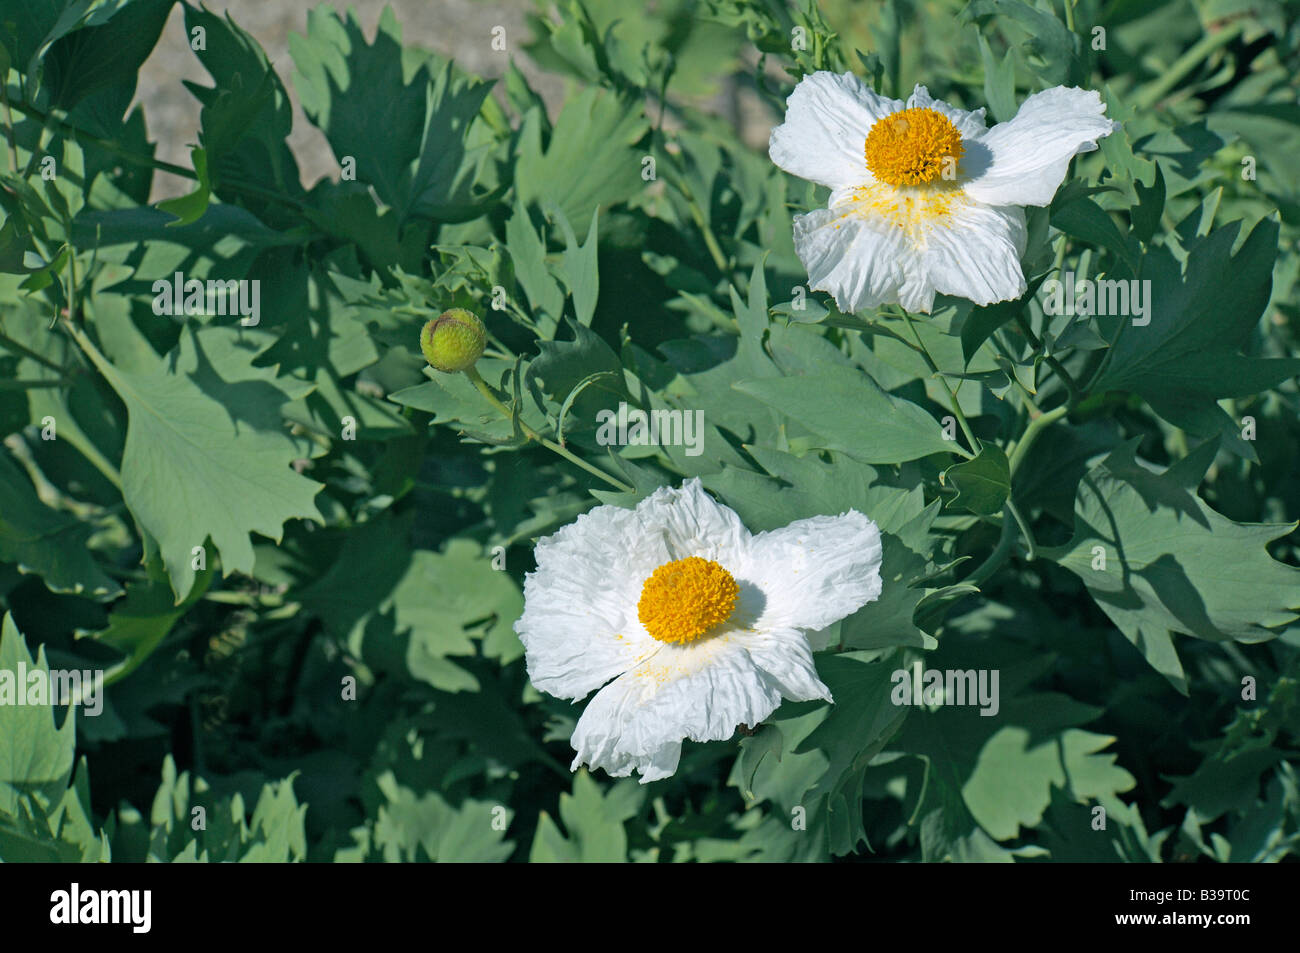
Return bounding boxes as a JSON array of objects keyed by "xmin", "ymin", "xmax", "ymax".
[
  {"xmin": 637, "ymin": 556, "xmax": 739, "ymax": 644},
  {"xmin": 864, "ymin": 108, "xmax": 964, "ymax": 186}
]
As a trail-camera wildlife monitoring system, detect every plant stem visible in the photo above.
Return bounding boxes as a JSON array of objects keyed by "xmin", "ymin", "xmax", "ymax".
[
  {"xmin": 0, "ymin": 329, "xmax": 64, "ymax": 372},
  {"xmin": 0, "ymin": 379, "xmax": 67, "ymax": 390},
  {"xmin": 672, "ymin": 172, "xmax": 729, "ymax": 274},
  {"xmin": 1005, "ymin": 499, "xmax": 1038, "ymax": 560},
  {"xmin": 462, "ymin": 366, "xmax": 633, "ymax": 493},
  {"xmin": 0, "ymin": 82, "xmax": 17, "ymax": 172},
  {"xmin": 1133, "ymin": 22, "xmax": 1244, "ymax": 110},
  {"xmin": 964, "ymin": 514, "xmax": 1016, "ymax": 587},
  {"xmin": 44, "ymin": 319, "xmax": 125, "ymax": 491},
  {"xmin": 1012, "ymin": 311, "xmax": 1081, "ymax": 406},
  {"xmin": 6, "ymin": 97, "xmax": 314, "ymax": 215},
  {"xmin": 902, "ymin": 310, "xmax": 979, "ymax": 455},
  {"xmin": 1008, "ymin": 403, "xmax": 1069, "ymax": 475}
]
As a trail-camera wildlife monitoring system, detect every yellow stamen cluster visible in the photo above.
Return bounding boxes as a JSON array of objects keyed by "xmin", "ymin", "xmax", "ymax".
[
  {"xmin": 864, "ymin": 108, "xmax": 964, "ymax": 186},
  {"xmin": 637, "ymin": 556, "xmax": 739, "ymax": 644}
]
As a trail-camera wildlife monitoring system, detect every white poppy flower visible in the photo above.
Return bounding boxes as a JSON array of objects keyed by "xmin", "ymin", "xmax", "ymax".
[
  {"xmin": 516, "ymin": 478, "xmax": 883, "ymax": 783},
  {"xmin": 769, "ymin": 73, "xmax": 1119, "ymax": 313}
]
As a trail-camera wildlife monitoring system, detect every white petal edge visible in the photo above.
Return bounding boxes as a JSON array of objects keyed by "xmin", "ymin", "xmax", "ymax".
[
  {"xmin": 907, "ymin": 84, "xmax": 988, "ymax": 139},
  {"xmin": 744, "ymin": 510, "xmax": 884, "ymax": 633},
  {"xmin": 964, "ymin": 86, "xmax": 1120, "ymax": 207},
  {"xmin": 569, "ymin": 630, "xmax": 828, "ymax": 783},
  {"xmin": 769, "ymin": 71, "xmax": 902, "ymax": 190}
]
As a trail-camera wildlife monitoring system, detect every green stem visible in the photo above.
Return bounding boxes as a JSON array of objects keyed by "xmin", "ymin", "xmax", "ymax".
[
  {"xmin": 1005, "ymin": 499, "xmax": 1038, "ymax": 560},
  {"xmin": 672, "ymin": 172, "xmax": 729, "ymax": 274},
  {"xmin": 1012, "ymin": 311, "xmax": 1081, "ymax": 406},
  {"xmin": 0, "ymin": 81, "xmax": 17, "ymax": 172},
  {"xmin": 1133, "ymin": 22, "xmax": 1244, "ymax": 110},
  {"xmin": 902, "ymin": 310, "xmax": 979, "ymax": 456},
  {"xmin": 65, "ymin": 219, "xmax": 77, "ymax": 316},
  {"xmin": 0, "ymin": 329, "xmax": 64, "ymax": 372},
  {"xmin": 462, "ymin": 366, "xmax": 633, "ymax": 493},
  {"xmin": 44, "ymin": 319, "xmax": 125, "ymax": 491},
  {"xmin": 0, "ymin": 379, "xmax": 68, "ymax": 390},
  {"xmin": 1008, "ymin": 404, "xmax": 1069, "ymax": 475},
  {"xmin": 6, "ymin": 96, "xmax": 314, "ymax": 215},
  {"xmin": 964, "ymin": 514, "xmax": 1016, "ymax": 588}
]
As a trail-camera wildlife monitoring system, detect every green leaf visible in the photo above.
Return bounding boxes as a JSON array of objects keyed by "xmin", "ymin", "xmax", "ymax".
[
  {"xmin": 839, "ymin": 502, "xmax": 945, "ymax": 651},
  {"xmin": 529, "ymin": 771, "xmax": 643, "ymax": 863},
  {"xmin": 734, "ymin": 364, "xmax": 955, "ymax": 464},
  {"xmin": 703, "ymin": 445, "xmax": 924, "ymax": 534},
  {"xmin": 735, "ymin": 724, "xmax": 783, "ymax": 801},
  {"xmin": 290, "ymin": 7, "xmax": 496, "ymax": 222},
  {"xmin": 1046, "ymin": 443, "xmax": 1300, "ymax": 694},
  {"xmin": 1131, "ymin": 163, "xmax": 1165, "ymax": 245},
  {"xmin": 943, "ymin": 442, "xmax": 1010, "ymax": 517},
  {"xmin": 977, "ymin": 33, "xmax": 1016, "ymax": 123},
  {"xmin": 94, "ymin": 546, "xmax": 213, "ymax": 685},
  {"xmin": 0, "ymin": 613, "xmax": 76, "ymax": 796},
  {"xmin": 364, "ymin": 771, "xmax": 513, "ymax": 862},
  {"xmin": 1161, "ymin": 656, "xmax": 1300, "ymax": 823},
  {"xmin": 552, "ymin": 206, "xmax": 600, "ymax": 327},
  {"xmin": 902, "ymin": 646, "xmax": 1136, "ymax": 854},
  {"xmin": 1050, "ymin": 195, "xmax": 1138, "ymax": 274},
  {"xmin": 963, "ymin": 724, "xmax": 1135, "ymax": 841},
  {"xmin": 964, "ymin": 0, "xmax": 1080, "ymax": 86},
  {"xmin": 958, "ymin": 275, "xmax": 1046, "ymax": 366},
  {"xmin": 113, "ymin": 755, "xmax": 307, "ymax": 862},
  {"xmin": 504, "ymin": 201, "xmax": 566, "ymax": 325},
  {"xmin": 182, "ymin": 5, "xmax": 300, "ymax": 197},
  {"xmin": 390, "ymin": 358, "xmax": 546, "ymax": 447},
  {"xmin": 41, "ymin": 0, "xmax": 175, "ymax": 111},
  {"xmin": 1090, "ymin": 218, "xmax": 1300, "ymax": 444},
  {"xmin": 0, "ymin": 448, "xmax": 120, "ymax": 597},
  {"xmin": 297, "ymin": 514, "xmax": 524, "ymax": 691},
  {"xmin": 525, "ymin": 319, "xmax": 627, "ymax": 437},
  {"xmin": 796, "ymin": 652, "xmax": 910, "ymax": 855},
  {"xmin": 156, "ymin": 146, "xmax": 211, "ymax": 227},
  {"xmin": 514, "ymin": 86, "xmax": 649, "ymax": 226},
  {"xmin": 73, "ymin": 318, "xmax": 323, "ymax": 601}
]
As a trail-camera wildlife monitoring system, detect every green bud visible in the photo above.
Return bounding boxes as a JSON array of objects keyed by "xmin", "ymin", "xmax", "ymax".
[{"xmin": 420, "ymin": 308, "xmax": 486, "ymax": 372}]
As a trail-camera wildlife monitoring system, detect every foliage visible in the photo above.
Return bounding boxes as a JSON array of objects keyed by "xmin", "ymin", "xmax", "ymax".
[{"xmin": 0, "ymin": 0, "xmax": 1297, "ymax": 862}]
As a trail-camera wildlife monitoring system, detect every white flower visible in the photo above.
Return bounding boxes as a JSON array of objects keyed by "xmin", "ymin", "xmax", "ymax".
[
  {"xmin": 515, "ymin": 478, "xmax": 883, "ymax": 783},
  {"xmin": 769, "ymin": 73, "xmax": 1119, "ymax": 314}
]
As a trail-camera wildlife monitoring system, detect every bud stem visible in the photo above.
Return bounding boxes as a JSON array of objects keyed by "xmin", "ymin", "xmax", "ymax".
[{"xmin": 462, "ymin": 367, "xmax": 633, "ymax": 493}]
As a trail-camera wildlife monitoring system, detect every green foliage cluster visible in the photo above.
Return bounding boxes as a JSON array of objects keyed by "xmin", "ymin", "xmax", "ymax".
[{"xmin": 0, "ymin": 0, "xmax": 1298, "ymax": 862}]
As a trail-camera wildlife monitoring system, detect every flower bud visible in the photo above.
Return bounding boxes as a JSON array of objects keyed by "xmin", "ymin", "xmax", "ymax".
[{"xmin": 420, "ymin": 308, "xmax": 486, "ymax": 372}]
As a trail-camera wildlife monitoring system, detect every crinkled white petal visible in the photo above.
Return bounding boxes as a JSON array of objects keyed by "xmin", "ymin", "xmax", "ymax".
[
  {"xmin": 794, "ymin": 184, "xmax": 1023, "ymax": 313},
  {"xmin": 792, "ymin": 201, "xmax": 911, "ymax": 313},
  {"xmin": 913, "ymin": 200, "xmax": 1028, "ymax": 311},
  {"xmin": 635, "ymin": 477, "xmax": 752, "ymax": 564},
  {"xmin": 907, "ymin": 84, "xmax": 988, "ymax": 138},
  {"xmin": 769, "ymin": 71, "xmax": 902, "ymax": 190},
  {"xmin": 742, "ymin": 628, "xmax": 833, "ymax": 702},
  {"xmin": 744, "ymin": 511, "xmax": 884, "ymax": 633},
  {"xmin": 516, "ymin": 478, "xmax": 750, "ymax": 700},
  {"xmin": 964, "ymin": 86, "xmax": 1119, "ymax": 207},
  {"xmin": 569, "ymin": 629, "xmax": 829, "ymax": 783}
]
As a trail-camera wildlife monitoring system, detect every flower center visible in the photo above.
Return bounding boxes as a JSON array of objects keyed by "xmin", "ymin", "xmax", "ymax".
[
  {"xmin": 637, "ymin": 556, "xmax": 739, "ymax": 644},
  {"xmin": 864, "ymin": 108, "xmax": 964, "ymax": 186}
]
